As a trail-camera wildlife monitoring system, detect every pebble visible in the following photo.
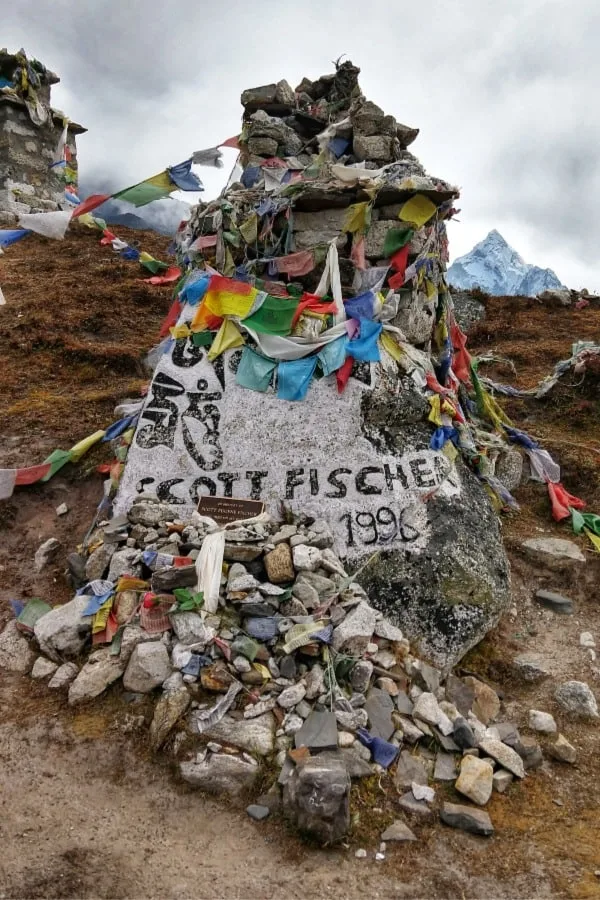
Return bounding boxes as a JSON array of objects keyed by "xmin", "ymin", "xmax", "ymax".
[
  {"xmin": 338, "ymin": 731, "xmax": 355, "ymax": 748},
  {"xmin": 492, "ymin": 769, "xmax": 514, "ymax": 793},
  {"xmin": 547, "ymin": 734, "xmax": 577, "ymax": 764},
  {"xmin": 455, "ymin": 755, "xmax": 493, "ymax": 806},
  {"xmin": 381, "ymin": 820, "xmax": 417, "ymax": 842},
  {"xmin": 56, "ymin": 503, "xmax": 69, "ymax": 516},
  {"xmin": 440, "ymin": 802, "xmax": 494, "ymax": 836},
  {"xmin": 411, "ymin": 782, "xmax": 435, "ymax": 803},
  {"xmin": 355, "ymin": 848, "xmax": 367, "ymax": 859},
  {"xmin": 277, "ymin": 682, "xmax": 306, "ymax": 709},
  {"xmin": 554, "ymin": 681, "xmax": 599, "ymax": 718},
  {"xmin": 246, "ymin": 804, "xmax": 270, "ymax": 821},
  {"xmin": 534, "ymin": 589, "xmax": 574, "ymax": 614},
  {"xmin": 528, "ymin": 710, "xmax": 557, "ymax": 734},
  {"xmin": 478, "ymin": 739, "xmax": 525, "ymax": 778},
  {"xmin": 580, "ymin": 632, "xmax": 596, "ymax": 649}
]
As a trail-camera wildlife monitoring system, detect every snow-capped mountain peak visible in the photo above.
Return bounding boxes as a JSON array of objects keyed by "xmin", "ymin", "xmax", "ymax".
[{"xmin": 447, "ymin": 231, "xmax": 564, "ymax": 296}]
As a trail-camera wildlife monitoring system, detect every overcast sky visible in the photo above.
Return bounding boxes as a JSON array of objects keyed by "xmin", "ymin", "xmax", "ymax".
[{"xmin": 4, "ymin": 0, "xmax": 599, "ymax": 289}]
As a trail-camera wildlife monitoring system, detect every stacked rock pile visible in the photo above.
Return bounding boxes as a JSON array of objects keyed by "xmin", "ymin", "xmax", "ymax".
[{"xmin": 1, "ymin": 495, "xmax": 588, "ymax": 845}]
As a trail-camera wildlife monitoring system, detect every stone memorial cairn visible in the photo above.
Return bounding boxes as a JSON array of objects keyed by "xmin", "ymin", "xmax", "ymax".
[{"xmin": 6, "ymin": 496, "xmax": 582, "ymax": 846}]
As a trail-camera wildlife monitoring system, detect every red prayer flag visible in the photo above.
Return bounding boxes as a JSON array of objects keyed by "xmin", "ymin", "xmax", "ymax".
[
  {"xmin": 145, "ymin": 265, "xmax": 182, "ymax": 286},
  {"xmin": 159, "ymin": 299, "xmax": 183, "ymax": 338},
  {"xmin": 276, "ymin": 250, "xmax": 315, "ymax": 277},
  {"xmin": 100, "ymin": 229, "xmax": 117, "ymax": 245},
  {"xmin": 336, "ymin": 356, "xmax": 354, "ymax": 394},
  {"xmin": 292, "ymin": 292, "xmax": 338, "ymax": 328},
  {"xmin": 547, "ymin": 482, "xmax": 586, "ymax": 522},
  {"xmin": 350, "ymin": 235, "xmax": 366, "ymax": 270},
  {"xmin": 71, "ymin": 194, "xmax": 111, "ymax": 219},
  {"xmin": 15, "ymin": 463, "xmax": 52, "ymax": 485},
  {"xmin": 220, "ymin": 135, "xmax": 241, "ymax": 149}
]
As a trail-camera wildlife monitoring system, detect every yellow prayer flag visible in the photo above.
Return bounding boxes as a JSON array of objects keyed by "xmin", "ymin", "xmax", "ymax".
[
  {"xmin": 584, "ymin": 529, "xmax": 600, "ymax": 553},
  {"xmin": 380, "ymin": 330, "xmax": 403, "ymax": 362},
  {"xmin": 204, "ymin": 284, "xmax": 258, "ymax": 319},
  {"xmin": 342, "ymin": 201, "xmax": 370, "ymax": 234},
  {"xmin": 442, "ymin": 441, "xmax": 459, "ymax": 462},
  {"xmin": 398, "ymin": 194, "xmax": 438, "ymax": 228},
  {"xmin": 223, "ymin": 247, "xmax": 236, "ymax": 277},
  {"xmin": 69, "ymin": 430, "xmax": 105, "ymax": 462},
  {"xmin": 170, "ymin": 323, "xmax": 191, "ymax": 339},
  {"xmin": 239, "ymin": 213, "xmax": 258, "ymax": 244},
  {"xmin": 139, "ymin": 251, "xmax": 155, "ymax": 266},
  {"xmin": 428, "ymin": 395, "xmax": 442, "ymax": 426},
  {"xmin": 145, "ymin": 170, "xmax": 177, "ymax": 191},
  {"xmin": 207, "ymin": 318, "xmax": 245, "ymax": 361},
  {"xmin": 92, "ymin": 597, "xmax": 113, "ymax": 633},
  {"xmin": 425, "ymin": 278, "xmax": 437, "ymax": 300}
]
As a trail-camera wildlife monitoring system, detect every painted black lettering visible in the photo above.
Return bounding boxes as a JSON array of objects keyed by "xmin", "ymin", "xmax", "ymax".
[
  {"xmin": 356, "ymin": 511, "xmax": 378, "ymax": 544},
  {"xmin": 309, "ymin": 468, "xmax": 319, "ymax": 496},
  {"xmin": 339, "ymin": 512, "xmax": 355, "ymax": 547},
  {"xmin": 172, "ymin": 338, "xmax": 206, "ymax": 368},
  {"xmin": 285, "ymin": 468, "xmax": 305, "ymax": 500},
  {"xmin": 246, "ymin": 471, "xmax": 268, "ymax": 500},
  {"xmin": 137, "ymin": 477, "xmax": 155, "ymax": 494},
  {"xmin": 325, "ymin": 467, "xmax": 352, "ymax": 499},
  {"xmin": 190, "ymin": 476, "xmax": 217, "ymax": 500},
  {"xmin": 181, "ymin": 378, "xmax": 223, "ymax": 471},
  {"xmin": 136, "ymin": 372, "xmax": 185, "ymax": 450},
  {"xmin": 355, "ymin": 466, "xmax": 383, "ymax": 495},
  {"xmin": 218, "ymin": 472, "xmax": 240, "ymax": 497},
  {"xmin": 410, "ymin": 458, "xmax": 436, "ymax": 488},
  {"xmin": 156, "ymin": 478, "xmax": 187, "ymax": 504},
  {"xmin": 383, "ymin": 463, "xmax": 409, "ymax": 492}
]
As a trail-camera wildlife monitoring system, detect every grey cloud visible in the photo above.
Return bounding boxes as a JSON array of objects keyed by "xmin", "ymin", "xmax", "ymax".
[{"xmin": 2, "ymin": 0, "xmax": 599, "ymax": 288}]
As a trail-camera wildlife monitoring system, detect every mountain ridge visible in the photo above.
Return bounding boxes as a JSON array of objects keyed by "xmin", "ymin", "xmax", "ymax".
[{"xmin": 447, "ymin": 230, "xmax": 564, "ymax": 296}]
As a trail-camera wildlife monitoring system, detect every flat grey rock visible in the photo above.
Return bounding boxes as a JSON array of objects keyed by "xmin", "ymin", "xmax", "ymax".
[
  {"xmin": 365, "ymin": 687, "xmax": 395, "ymax": 740},
  {"xmin": 246, "ymin": 804, "xmax": 271, "ymax": 821},
  {"xmin": 534, "ymin": 589, "xmax": 573, "ymax": 614},
  {"xmin": 381, "ymin": 820, "xmax": 417, "ymax": 842},
  {"xmin": 295, "ymin": 710, "xmax": 338, "ymax": 753},
  {"xmin": 440, "ymin": 801, "xmax": 494, "ymax": 836}
]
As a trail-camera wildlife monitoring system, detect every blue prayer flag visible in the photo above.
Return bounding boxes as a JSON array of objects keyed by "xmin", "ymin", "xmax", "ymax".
[{"xmin": 277, "ymin": 355, "xmax": 318, "ymax": 401}]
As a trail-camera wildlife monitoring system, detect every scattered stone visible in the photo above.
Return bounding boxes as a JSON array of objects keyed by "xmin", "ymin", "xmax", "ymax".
[
  {"xmin": 355, "ymin": 848, "xmax": 367, "ymax": 859},
  {"xmin": 332, "ymin": 602, "xmax": 377, "ymax": 656},
  {"xmin": 292, "ymin": 579, "xmax": 320, "ymax": 609},
  {"xmin": 47, "ymin": 661, "xmax": 78, "ymax": 689},
  {"xmin": 340, "ymin": 747, "xmax": 373, "ymax": 778},
  {"xmin": 513, "ymin": 736, "xmax": 543, "ymax": 771},
  {"xmin": 180, "ymin": 752, "xmax": 259, "ymax": 796},
  {"xmin": 170, "ymin": 613, "xmax": 216, "ymax": 646},
  {"xmin": 496, "ymin": 722, "xmax": 520, "ymax": 746},
  {"xmin": 521, "ymin": 537, "xmax": 585, "ymax": 569},
  {"xmin": 375, "ymin": 677, "xmax": 399, "ymax": 697},
  {"xmin": 455, "ymin": 755, "xmax": 494, "ymax": 806},
  {"xmin": 278, "ymin": 682, "xmax": 307, "ymax": 709},
  {"xmin": 337, "ymin": 731, "xmax": 355, "ymax": 749},
  {"xmin": 492, "ymin": 769, "xmax": 514, "ymax": 793},
  {"xmin": 398, "ymin": 716, "xmax": 425, "ymax": 744},
  {"xmin": 283, "ymin": 751, "xmax": 350, "ymax": 844},
  {"xmin": 292, "ymin": 544, "xmax": 322, "ymax": 572},
  {"xmin": 440, "ymin": 802, "xmax": 494, "ymax": 836},
  {"xmin": 412, "ymin": 659, "xmax": 441, "ymax": 694},
  {"xmin": 33, "ymin": 595, "xmax": 91, "ymax": 661},
  {"xmin": 547, "ymin": 734, "xmax": 577, "ymax": 764},
  {"xmin": 395, "ymin": 750, "xmax": 428, "ymax": 790},
  {"xmin": 580, "ymin": 632, "xmax": 596, "ymax": 649},
  {"xmin": 554, "ymin": 681, "xmax": 599, "ymax": 718},
  {"xmin": 381, "ymin": 820, "xmax": 417, "ymax": 842},
  {"xmin": 264, "ymin": 543, "xmax": 295, "ymax": 583},
  {"xmin": 56, "ymin": 502, "xmax": 69, "ymax": 516},
  {"xmin": 199, "ymin": 713, "xmax": 275, "ymax": 756},
  {"xmin": 365, "ymin": 688, "xmax": 395, "ymax": 740},
  {"xmin": 107, "ymin": 548, "xmax": 142, "ymax": 581},
  {"xmin": 295, "ymin": 710, "xmax": 338, "ymax": 753},
  {"xmin": 463, "ymin": 677, "xmax": 500, "ymax": 725},
  {"xmin": 123, "ymin": 643, "xmax": 171, "ymax": 693},
  {"xmin": 68, "ymin": 649, "xmax": 126, "ymax": 704},
  {"xmin": 412, "ymin": 783, "xmax": 435, "ymax": 803},
  {"xmin": 34, "ymin": 537, "xmax": 62, "ymax": 572},
  {"xmin": 396, "ymin": 691, "xmax": 414, "ymax": 715},
  {"xmin": 0, "ymin": 620, "xmax": 36, "ymax": 674},
  {"xmin": 445, "ymin": 674, "xmax": 475, "ymax": 717},
  {"xmin": 374, "ymin": 620, "xmax": 404, "ymax": 642},
  {"xmin": 413, "ymin": 692, "xmax": 453, "ymax": 735},
  {"xmin": 149, "ymin": 687, "xmax": 191, "ymax": 750},
  {"xmin": 528, "ymin": 710, "xmax": 557, "ymax": 734},
  {"xmin": 513, "ymin": 654, "xmax": 551, "ymax": 683},
  {"xmin": 434, "ymin": 752, "xmax": 458, "ymax": 781},
  {"xmin": 534, "ymin": 590, "xmax": 574, "ymax": 614},
  {"xmin": 398, "ymin": 792, "xmax": 433, "ymax": 820},
  {"xmin": 31, "ymin": 656, "xmax": 58, "ymax": 680},
  {"xmin": 351, "ymin": 660, "xmax": 373, "ymax": 693},
  {"xmin": 84, "ymin": 542, "xmax": 115, "ymax": 580},
  {"xmin": 246, "ymin": 804, "xmax": 270, "ymax": 821},
  {"xmin": 479, "ymin": 739, "xmax": 525, "ymax": 778}
]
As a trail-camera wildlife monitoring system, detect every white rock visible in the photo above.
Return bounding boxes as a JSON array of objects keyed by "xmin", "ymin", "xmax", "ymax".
[
  {"xmin": 162, "ymin": 671, "xmax": 184, "ymax": 692},
  {"xmin": 528, "ymin": 710, "xmax": 557, "ymax": 733},
  {"xmin": 34, "ymin": 537, "xmax": 61, "ymax": 572},
  {"xmin": 319, "ymin": 548, "xmax": 346, "ymax": 576},
  {"xmin": 555, "ymin": 680, "xmax": 599, "ymax": 718},
  {"xmin": 521, "ymin": 537, "xmax": 585, "ymax": 568},
  {"xmin": 413, "ymin": 692, "xmax": 454, "ymax": 735},
  {"xmin": 478, "ymin": 739, "xmax": 525, "ymax": 778},
  {"xmin": 123, "ymin": 642, "xmax": 171, "ymax": 693},
  {"xmin": 338, "ymin": 731, "xmax": 355, "ymax": 748},
  {"xmin": 48, "ymin": 661, "xmax": 79, "ymax": 689},
  {"xmin": 455, "ymin": 755, "xmax": 494, "ymax": 805},
  {"xmin": 374, "ymin": 619, "xmax": 404, "ymax": 642},
  {"xmin": 332, "ymin": 602, "xmax": 377, "ymax": 655},
  {"xmin": 56, "ymin": 503, "xmax": 69, "ymax": 516},
  {"xmin": 107, "ymin": 548, "xmax": 142, "ymax": 581},
  {"xmin": 355, "ymin": 849, "xmax": 367, "ymax": 859},
  {"xmin": 292, "ymin": 544, "xmax": 322, "ymax": 572},
  {"xmin": 68, "ymin": 650, "xmax": 126, "ymax": 704},
  {"xmin": 33, "ymin": 596, "xmax": 92, "ymax": 662},
  {"xmin": 283, "ymin": 714, "xmax": 304, "ymax": 735},
  {"xmin": 411, "ymin": 782, "xmax": 435, "ymax": 803},
  {"xmin": 580, "ymin": 632, "xmax": 596, "ymax": 649},
  {"xmin": 31, "ymin": 656, "xmax": 59, "ymax": 680},
  {"xmin": 0, "ymin": 620, "xmax": 36, "ymax": 673},
  {"xmin": 169, "ymin": 613, "xmax": 216, "ymax": 647},
  {"xmin": 233, "ymin": 655, "xmax": 252, "ymax": 673},
  {"xmin": 228, "ymin": 573, "xmax": 260, "ymax": 592},
  {"xmin": 277, "ymin": 682, "xmax": 307, "ymax": 709},
  {"xmin": 492, "ymin": 769, "xmax": 514, "ymax": 793}
]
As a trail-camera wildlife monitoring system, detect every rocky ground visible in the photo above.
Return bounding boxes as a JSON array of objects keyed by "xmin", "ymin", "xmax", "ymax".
[{"xmin": 1, "ymin": 229, "xmax": 599, "ymax": 898}]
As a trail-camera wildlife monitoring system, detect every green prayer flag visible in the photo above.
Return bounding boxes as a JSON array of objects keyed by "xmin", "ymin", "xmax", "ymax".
[
  {"xmin": 112, "ymin": 181, "xmax": 172, "ymax": 208},
  {"xmin": 382, "ymin": 227, "xmax": 414, "ymax": 257},
  {"xmin": 39, "ymin": 449, "xmax": 73, "ymax": 481},
  {"xmin": 242, "ymin": 293, "xmax": 298, "ymax": 335},
  {"xmin": 192, "ymin": 330, "xmax": 217, "ymax": 347}
]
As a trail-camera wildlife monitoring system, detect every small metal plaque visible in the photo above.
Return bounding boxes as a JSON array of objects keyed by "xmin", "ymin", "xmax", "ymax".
[{"xmin": 197, "ymin": 496, "xmax": 265, "ymax": 525}]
